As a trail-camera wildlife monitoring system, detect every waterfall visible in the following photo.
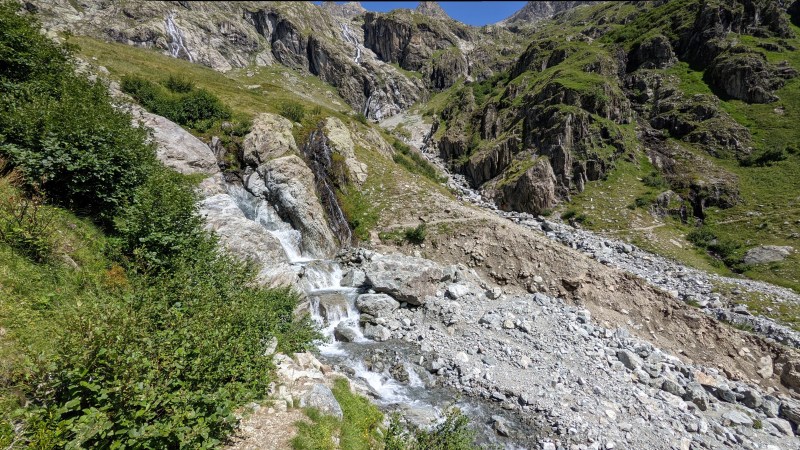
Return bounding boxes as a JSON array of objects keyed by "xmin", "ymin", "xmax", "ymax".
[
  {"xmin": 165, "ymin": 12, "xmax": 194, "ymax": 62},
  {"xmin": 340, "ymin": 23, "xmax": 362, "ymax": 64}
]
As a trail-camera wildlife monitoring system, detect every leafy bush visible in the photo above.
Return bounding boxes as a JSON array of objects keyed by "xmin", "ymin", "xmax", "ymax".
[
  {"xmin": 561, "ymin": 209, "xmax": 578, "ymax": 220},
  {"xmin": 0, "ymin": 180, "xmax": 55, "ymax": 263},
  {"xmin": 279, "ymin": 100, "xmax": 306, "ymax": 123},
  {"xmin": 162, "ymin": 74, "xmax": 194, "ymax": 93},
  {"xmin": 740, "ymin": 147, "xmax": 787, "ymax": 167},
  {"xmin": 121, "ymin": 75, "xmax": 231, "ymax": 129},
  {"xmin": 355, "ymin": 112, "xmax": 369, "ymax": 124},
  {"xmin": 27, "ymin": 251, "xmax": 317, "ymax": 448},
  {"xmin": 2, "ymin": 75, "xmax": 156, "ymax": 223},
  {"xmin": 112, "ymin": 167, "xmax": 205, "ymax": 272},
  {"xmin": 384, "ymin": 408, "xmax": 480, "ymax": 450},
  {"xmin": 687, "ymin": 227, "xmax": 744, "ymax": 269},
  {"xmin": 642, "ymin": 171, "xmax": 669, "ymax": 189},
  {"xmin": 404, "ymin": 223, "xmax": 427, "ymax": 244}
]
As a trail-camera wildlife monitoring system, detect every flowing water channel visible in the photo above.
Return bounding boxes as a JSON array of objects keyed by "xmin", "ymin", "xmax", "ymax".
[{"xmin": 226, "ymin": 182, "xmax": 535, "ymax": 448}]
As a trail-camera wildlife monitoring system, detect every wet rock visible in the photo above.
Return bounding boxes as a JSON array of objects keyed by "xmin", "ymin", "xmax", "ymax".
[
  {"xmin": 334, "ymin": 323, "xmax": 359, "ymax": 343},
  {"xmin": 313, "ymin": 292, "xmax": 349, "ymax": 322},
  {"xmin": 363, "ymin": 254, "xmax": 444, "ymax": 305},
  {"xmin": 355, "ymin": 293, "xmax": 400, "ymax": 318},
  {"xmin": 257, "ymin": 155, "xmax": 339, "ymax": 257},
  {"xmin": 342, "ymin": 268, "xmax": 367, "ymax": 287},
  {"xmin": 301, "ymin": 383, "xmax": 343, "ymax": 419},
  {"xmin": 492, "ymin": 415, "xmax": 510, "ymax": 436}
]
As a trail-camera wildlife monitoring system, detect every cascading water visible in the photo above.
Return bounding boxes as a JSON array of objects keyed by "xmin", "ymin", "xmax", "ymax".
[
  {"xmin": 165, "ymin": 12, "xmax": 194, "ymax": 62},
  {"xmin": 340, "ymin": 23, "xmax": 362, "ymax": 64},
  {"xmin": 225, "ymin": 180, "xmax": 529, "ymax": 448}
]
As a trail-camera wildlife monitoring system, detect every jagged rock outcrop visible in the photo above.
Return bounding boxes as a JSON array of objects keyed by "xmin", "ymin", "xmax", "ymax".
[
  {"xmin": 627, "ymin": 34, "xmax": 677, "ymax": 71},
  {"xmin": 362, "ymin": 254, "xmax": 444, "ymax": 305},
  {"xmin": 486, "ymin": 157, "xmax": 559, "ymax": 215},
  {"xmin": 319, "ymin": 1, "xmax": 365, "ymax": 19},
  {"xmin": 323, "ymin": 117, "xmax": 368, "ymax": 186},
  {"xmin": 705, "ymin": 51, "xmax": 797, "ymax": 103},
  {"xmin": 241, "ymin": 113, "xmax": 297, "ymax": 167},
  {"xmin": 246, "ymin": 155, "xmax": 339, "ymax": 258},
  {"xmin": 28, "ymin": 0, "xmax": 425, "ymax": 120},
  {"xmin": 416, "ymin": 2, "xmax": 450, "ymax": 20}
]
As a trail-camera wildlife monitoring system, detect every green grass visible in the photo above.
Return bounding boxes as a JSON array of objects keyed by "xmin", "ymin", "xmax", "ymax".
[
  {"xmin": 68, "ymin": 36, "xmax": 350, "ymax": 124},
  {"xmin": 292, "ymin": 378, "xmax": 383, "ymax": 450}
]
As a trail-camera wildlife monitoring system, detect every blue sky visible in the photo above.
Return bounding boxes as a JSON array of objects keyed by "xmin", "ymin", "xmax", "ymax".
[{"xmin": 316, "ymin": 2, "xmax": 528, "ymax": 26}]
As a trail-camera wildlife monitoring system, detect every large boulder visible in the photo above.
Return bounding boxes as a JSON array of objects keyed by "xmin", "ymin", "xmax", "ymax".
[
  {"xmin": 743, "ymin": 245, "xmax": 794, "ymax": 265},
  {"xmin": 241, "ymin": 113, "xmax": 298, "ymax": 167},
  {"xmin": 300, "ymin": 383, "xmax": 343, "ymax": 419},
  {"xmin": 363, "ymin": 254, "xmax": 444, "ymax": 305},
  {"xmin": 131, "ymin": 106, "xmax": 219, "ymax": 175},
  {"xmin": 489, "ymin": 157, "xmax": 559, "ymax": 215},
  {"xmin": 355, "ymin": 293, "xmax": 399, "ymax": 318},
  {"xmin": 323, "ymin": 117, "xmax": 368, "ymax": 185},
  {"xmin": 249, "ymin": 155, "xmax": 339, "ymax": 258}
]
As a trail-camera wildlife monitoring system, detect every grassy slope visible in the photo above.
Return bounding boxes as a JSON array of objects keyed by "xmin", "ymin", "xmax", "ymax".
[
  {"xmin": 553, "ymin": 4, "xmax": 800, "ymax": 326},
  {"xmin": 70, "ymin": 36, "xmax": 450, "ymax": 242}
]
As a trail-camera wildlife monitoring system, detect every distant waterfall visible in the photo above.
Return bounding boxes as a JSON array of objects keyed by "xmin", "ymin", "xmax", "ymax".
[
  {"xmin": 340, "ymin": 23, "xmax": 362, "ymax": 64},
  {"xmin": 165, "ymin": 12, "xmax": 194, "ymax": 62}
]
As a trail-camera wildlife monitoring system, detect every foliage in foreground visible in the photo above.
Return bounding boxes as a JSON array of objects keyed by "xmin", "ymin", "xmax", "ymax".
[
  {"xmin": 293, "ymin": 382, "xmax": 481, "ymax": 450},
  {"xmin": 0, "ymin": 3, "xmax": 318, "ymax": 448}
]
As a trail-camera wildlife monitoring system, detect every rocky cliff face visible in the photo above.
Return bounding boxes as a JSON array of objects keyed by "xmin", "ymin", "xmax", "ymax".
[
  {"xmin": 26, "ymin": 0, "xmax": 426, "ymax": 120},
  {"xmin": 433, "ymin": 0, "xmax": 798, "ymax": 219}
]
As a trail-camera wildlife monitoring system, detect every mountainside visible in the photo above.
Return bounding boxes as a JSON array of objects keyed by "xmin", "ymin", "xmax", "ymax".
[
  {"xmin": 4, "ymin": 0, "xmax": 800, "ymax": 449},
  {"xmin": 500, "ymin": 0, "xmax": 595, "ymax": 25},
  {"xmin": 430, "ymin": 0, "xmax": 800, "ymax": 294}
]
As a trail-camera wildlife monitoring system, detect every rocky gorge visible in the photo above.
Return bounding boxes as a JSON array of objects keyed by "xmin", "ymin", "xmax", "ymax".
[{"xmin": 22, "ymin": 0, "xmax": 800, "ymax": 449}]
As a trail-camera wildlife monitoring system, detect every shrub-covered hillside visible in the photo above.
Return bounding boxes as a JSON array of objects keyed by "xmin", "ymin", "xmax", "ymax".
[{"xmin": 0, "ymin": 3, "xmax": 317, "ymax": 447}]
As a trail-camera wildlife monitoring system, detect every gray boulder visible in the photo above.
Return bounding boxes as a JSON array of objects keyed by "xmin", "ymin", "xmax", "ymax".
[
  {"xmin": 355, "ymin": 293, "xmax": 400, "ymax": 318},
  {"xmin": 334, "ymin": 323, "xmax": 359, "ymax": 343},
  {"xmin": 132, "ymin": 106, "xmax": 219, "ymax": 175},
  {"xmin": 312, "ymin": 292, "xmax": 349, "ymax": 323},
  {"xmin": 363, "ymin": 323, "xmax": 392, "ymax": 342},
  {"xmin": 253, "ymin": 155, "xmax": 339, "ymax": 258},
  {"xmin": 743, "ymin": 245, "xmax": 793, "ymax": 265},
  {"xmin": 363, "ymin": 254, "xmax": 444, "ymax": 305},
  {"xmin": 241, "ymin": 113, "xmax": 297, "ymax": 167},
  {"xmin": 342, "ymin": 268, "xmax": 367, "ymax": 288},
  {"xmin": 301, "ymin": 383, "xmax": 343, "ymax": 419}
]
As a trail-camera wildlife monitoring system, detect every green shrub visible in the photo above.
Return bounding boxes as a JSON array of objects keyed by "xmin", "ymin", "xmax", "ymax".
[
  {"xmin": 642, "ymin": 171, "xmax": 669, "ymax": 189},
  {"xmin": 162, "ymin": 74, "xmax": 194, "ymax": 93},
  {"xmin": 392, "ymin": 140, "xmax": 446, "ymax": 183},
  {"xmin": 0, "ymin": 184, "xmax": 55, "ymax": 263},
  {"xmin": 384, "ymin": 408, "xmax": 480, "ymax": 450},
  {"xmin": 27, "ymin": 251, "xmax": 317, "ymax": 449},
  {"xmin": 121, "ymin": 75, "xmax": 231, "ymax": 129},
  {"xmin": 112, "ymin": 167, "xmax": 205, "ymax": 272},
  {"xmin": 2, "ymin": 75, "xmax": 156, "ymax": 224},
  {"xmin": 279, "ymin": 101, "xmax": 306, "ymax": 123},
  {"xmin": 404, "ymin": 223, "xmax": 427, "ymax": 244},
  {"xmin": 355, "ymin": 112, "xmax": 368, "ymax": 124},
  {"xmin": 740, "ymin": 147, "xmax": 787, "ymax": 167},
  {"xmin": 561, "ymin": 209, "xmax": 578, "ymax": 220}
]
